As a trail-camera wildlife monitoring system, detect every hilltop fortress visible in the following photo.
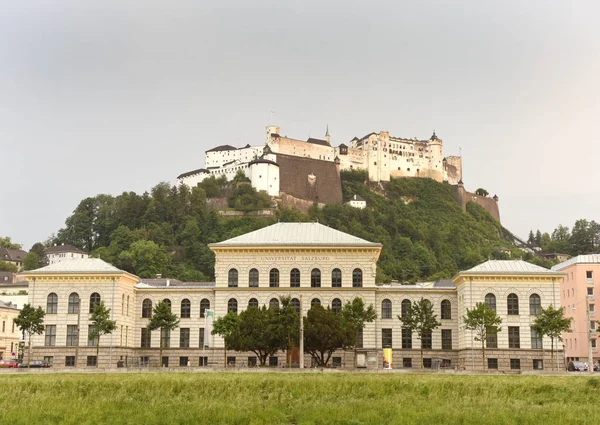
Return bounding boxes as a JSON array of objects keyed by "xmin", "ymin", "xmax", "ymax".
[{"xmin": 177, "ymin": 125, "xmax": 499, "ymax": 221}]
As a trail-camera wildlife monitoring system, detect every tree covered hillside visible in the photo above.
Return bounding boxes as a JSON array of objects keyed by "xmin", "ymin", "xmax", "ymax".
[{"xmin": 52, "ymin": 171, "xmax": 518, "ymax": 283}]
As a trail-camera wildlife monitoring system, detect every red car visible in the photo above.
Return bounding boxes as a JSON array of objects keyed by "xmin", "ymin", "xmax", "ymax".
[{"xmin": 0, "ymin": 359, "xmax": 19, "ymax": 368}]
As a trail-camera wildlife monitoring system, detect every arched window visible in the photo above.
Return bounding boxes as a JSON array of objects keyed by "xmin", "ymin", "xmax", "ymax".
[
  {"xmin": 248, "ymin": 298, "xmax": 259, "ymax": 308},
  {"xmin": 142, "ymin": 299, "xmax": 152, "ymax": 318},
  {"xmin": 401, "ymin": 299, "xmax": 411, "ymax": 318},
  {"xmin": 507, "ymin": 293, "xmax": 519, "ymax": 315},
  {"xmin": 46, "ymin": 293, "xmax": 58, "ymax": 314},
  {"xmin": 200, "ymin": 299, "xmax": 210, "ymax": 318},
  {"xmin": 311, "ymin": 298, "xmax": 321, "ymax": 307},
  {"xmin": 89, "ymin": 293, "xmax": 101, "ymax": 313},
  {"xmin": 311, "ymin": 269, "xmax": 321, "ymax": 288},
  {"xmin": 332, "ymin": 269, "xmax": 342, "ymax": 287},
  {"xmin": 332, "ymin": 298, "xmax": 342, "ymax": 314},
  {"xmin": 290, "ymin": 269, "xmax": 300, "ymax": 287},
  {"xmin": 485, "ymin": 293, "xmax": 496, "ymax": 312},
  {"xmin": 228, "ymin": 298, "xmax": 238, "ymax": 314},
  {"xmin": 382, "ymin": 299, "xmax": 392, "ymax": 319},
  {"xmin": 291, "ymin": 298, "xmax": 301, "ymax": 314},
  {"xmin": 269, "ymin": 298, "xmax": 280, "ymax": 310},
  {"xmin": 68, "ymin": 293, "xmax": 80, "ymax": 314},
  {"xmin": 269, "ymin": 269, "xmax": 279, "ymax": 288},
  {"xmin": 228, "ymin": 269, "xmax": 238, "ymax": 287},
  {"xmin": 181, "ymin": 299, "xmax": 191, "ymax": 318},
  {"xmin": 529, "ymin": 294, "xmax": 541, "ymax": 315},
  {"xmin": 163, "ymin": 299, "xmax": 172, "ymax": 311},
  {"xmin": 352, "ymin": 269, "xmax": 363, "ymax": 288},
  {"xmin": 441, "ymin": 300, "xmax": 451, "ymax": 320},
  {"xmin": 249, "ymin": 268, "xmax": 259, "ymax": 287}
]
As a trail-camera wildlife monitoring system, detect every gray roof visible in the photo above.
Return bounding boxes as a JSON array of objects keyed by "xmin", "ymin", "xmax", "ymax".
[
  {"xmin": 209, "ymin": 222, "xmax": 382, "ymax": 247},
  {"xmin": 0, "ymin": 248, "xmax": 27, "ymax": 263},
  {"xmin": 377, "ymin": 279, "xmax": 456, "ymax": 291},
  {"xmin": 0, "ymin": 300, "xmax": 19, "ymax": 310},
  {"xmin": 25, "ymin": 258, "xmax": 125, "ymax": 274},
  {"xmin": 177, "ymin": 168, "xmax": 209, "ymax": 179},
  {"xmin": 552, "ymin": 254, "xmax": 600, "ymax": 271},
  {"xmin": 45, "ymin": 244, "xmax": 87, "ymax": 254},
  {"xmin": 349, "ymin": 194, "xmax": 366, "ymax": 202},
  {"xmin": 463, "ymin": 260, "xmax": 558, "ymax": 274},
  {"xmin": 206, "ymin": 145, "xmax": 237, "ymax": 153},
  {"xmin": 137, "ymin": 280, "xmax": 215, "ymax": 289}
]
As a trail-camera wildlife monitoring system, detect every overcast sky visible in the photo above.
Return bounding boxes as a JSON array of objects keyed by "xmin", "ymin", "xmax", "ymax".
[{"xmin": 1, "ymin": 0, "xmax": 599, "ymax": 250}]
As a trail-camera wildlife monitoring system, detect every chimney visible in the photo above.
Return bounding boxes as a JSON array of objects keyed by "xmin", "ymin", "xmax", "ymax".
[
  {"xmin": 166, "ymin": 279, "xmax": 170, "ymax": 287},
  {"xmin": 156, "ymin": 273, "xmax": 162, "ymax": 279}
]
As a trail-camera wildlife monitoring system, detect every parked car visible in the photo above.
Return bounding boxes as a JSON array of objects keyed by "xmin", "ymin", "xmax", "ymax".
[
  {"xmin": 0, "ymin": 359, "xmax": 19, "ymax": 368},
  {"xmin": 18, "ymin": 360, "xmax": 50, "ymax": 368},
  {"xmin": 568, "ymin": 361, "xmax": 588, "ymax": 372}
]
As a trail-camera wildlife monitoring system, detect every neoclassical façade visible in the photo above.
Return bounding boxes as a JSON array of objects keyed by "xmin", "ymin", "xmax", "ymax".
[{"xmin": 23, "ymin": 223, "xmax": 565, "ymax": 371}]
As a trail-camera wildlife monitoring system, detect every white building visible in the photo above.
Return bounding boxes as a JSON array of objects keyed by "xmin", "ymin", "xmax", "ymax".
[
  {"xmin": 346, "ymin": 194, "xmax": 366, "ymax": 209},
  {"xmin": 45, "ymin": 244, "xmax": 88, "ymax": 265},
  {"xmin": 23, "ymin": 223, "xmax": 564, "ymax": 371},
  {"xmin": 177, "ymin": 125, "xmax": 463, "ymax": 196}
]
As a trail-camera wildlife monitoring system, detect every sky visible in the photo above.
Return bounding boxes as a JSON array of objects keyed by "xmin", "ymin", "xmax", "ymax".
[{"xmin": 1, "ymin": 0, "xmax": 599, "ymax": 250}]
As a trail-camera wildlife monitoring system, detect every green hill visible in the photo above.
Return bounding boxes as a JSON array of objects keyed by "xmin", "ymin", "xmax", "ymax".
[{"xmin": 52, "ymin": 171, "xmax": 532, "ymax": 282}]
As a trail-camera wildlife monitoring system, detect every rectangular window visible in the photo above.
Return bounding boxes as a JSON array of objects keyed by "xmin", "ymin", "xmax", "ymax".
[
  {"xmin": 43, "ymin": 356, "xmax": 53, "ymax": 366},
  {"xmin": 162, "ymin": 357, "xmax": 169, "ymax": 367},
  {"xmin": 591, "ymin": 321, "xmax": 596, "ymax": 330},
  {"xmin": 87, "ymin": 356, "xmax": 97, "ymax": 367},
  {"xmin": 587, "ymin": 271, "xmax": 593, "ymax": 280},
  {"xmin": 199, "ymin": 356, "xmax": 208, "ymax": 366},
  {"xmin": 269, "ymin": 356, "xmax": 278, "ymax": 367},
  {"xmin": 248, "ymin": 356, "xmax": 257, "ymax": 367},
  {"xmin": 508, "ymin": 327, "xmax": 520, "ymax": 349},
  {"xmin": 421, "ymin": 331, "xmax": 432, "ymax": 349},
  {"xmin": 141, "ymin": 328, "xmax": 151, "ymax": 348},
  {"xmin": 510, "ymin": 359, "xmax": 520, "ymax": 370},
  {"xmin": 423, "ymin": 358, "xmax": 432, "ymax": 369},
  {"xmin": 2, "ymin": 321, "xmax": 4, "ymax": 332},
  {"xmin": 441, "ymin": 329, "xmax": 452, "ymax": 350},
  {"xmin": 486, "ymin": 329, "xmax": 498, "ymax": 349},
  {"xmin": 402, "ymin": 329, "xmax": 412, "ymax": 349},
  {"xmin": 530, "ymin": 327, "xmax": 542, "ymax": 349},
  {"xmin": 382, "ymin": 329, "xmax": 392, "ymax": 348},
  {"xmin": 590, "ymin": 304, "xmax": 595, "ymax": 313},
  {"xmin": 199, "ymin": 328, "xmax": 205, "ymax": 349},
  {"xmin": 533, "ymin": 359, "xmax": 544, "ymax": 370},
  {"xmin": 179, "ymin": 357, "xmax": 189, "ymax": 367},
  {"xmin": 180, "ymin": 328, "xmax": 190, "ymax": 348},
  {"xmin": 332, "ymin": 357, "xmax": 342, "ymax": 368},
  {"xmin": 161, "ymin": 329, "xmax": 170, "ymax": 348},
  {"xmin": 227, "ymin": 356, "xmax": 236, "ymax": 367},
  {"xmin": 356, "ymin": 328, "xmax": 363, "ymax": 349},
  {"xmin": 403, "ymin": 358, "xmax": 412, "ymax": 368},
  {"xmin": 592, "ymin": 339, "xmax": 597, "ymax": 349},
  {"xmin": 588, "ymin": 287, "xmax": 594, "ymax": 296},
  {"xmin": 66, "ymin": 325, "xmax": 79, "ymax": 346},
  {"xmin": 45, "ymin": 325, "xmax": 56, "ymax": 346},
  {"xmin": 487, "ymin": 358, "xmax": 498, "ymax": 369},
  {"xmin": 65, "ymin": 356, "xmax": 76, "ymax": 367}
]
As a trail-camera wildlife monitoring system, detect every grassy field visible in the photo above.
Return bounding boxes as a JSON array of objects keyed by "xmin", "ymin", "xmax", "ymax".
[{"xmin": 1, "ymin": 372, "xmax": 599, "ymax": 425}]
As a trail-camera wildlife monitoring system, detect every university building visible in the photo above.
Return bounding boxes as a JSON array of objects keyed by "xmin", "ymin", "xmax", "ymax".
[{"xmin": 23, "ymin": 223, "xmax": 564, "ymax": 371}]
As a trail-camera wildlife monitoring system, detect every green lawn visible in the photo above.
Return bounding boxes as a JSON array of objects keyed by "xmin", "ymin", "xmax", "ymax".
[{"xmin": 1, "ymin": 372, "xmax": 599, "ymax": 425}]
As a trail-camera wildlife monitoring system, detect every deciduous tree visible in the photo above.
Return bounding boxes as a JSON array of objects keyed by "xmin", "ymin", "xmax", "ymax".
[
  {"xmin": 14, "ymin": 304, "xmax": 45, "ymax": 368},
  {"xmin": 342, "ymin": 297, "xmax": 377, "ymax": 366},
  {"xmin": 89, "ymin": 301, "xmax": 117, "ymax": 367},
  {"xmin": 532, "ymin": 305, "xmax": 571, "ymax": 371},
  {"xmin": 147, "ymin": 301, "xmax": 180, "ymax": 366},
  {"xmin": 304, "ymin": 305, "xmax": 355, "ymax": 367},
  {"xmin": 398, "ymin": 298, "xmax": 441, "ymax": 368},
  {"xmin": 463, "ymin": 302, "xmax": 502, "ymax": 370}
]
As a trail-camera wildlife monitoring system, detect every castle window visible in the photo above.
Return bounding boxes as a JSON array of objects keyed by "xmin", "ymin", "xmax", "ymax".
[
  {"xmin": 200, "ymin": 299, "xmax": 210, "ymax": 318},
  {"xmin": 142, "ymin": 299, "xmax": 152, "ymax": 318},
  {"xmin": 249, "ymin": 269, "xmax": 259, "ymax": 287},
  {"xmin": 311, "ymin": 269, "xmax": 321, "ymax": 288},
  {"xmin": 228, "ymin": 269, "xmax": 238, "ymax": 287},
  {"xmin": 290, "ymin": 269, "xmax": 300, "ymax": 287},
  {"xmin": 332, "ymin": 269, "xmax": 342, "ymax": 287}
]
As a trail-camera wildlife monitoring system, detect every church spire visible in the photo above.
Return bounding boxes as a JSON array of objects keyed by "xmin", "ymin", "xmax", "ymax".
[{"xmin": 325, "ymin": 125, "xmax": 330, "ymax": 144}]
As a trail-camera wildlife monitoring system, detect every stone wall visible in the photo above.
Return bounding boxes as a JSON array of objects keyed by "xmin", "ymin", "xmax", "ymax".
[{"xmin": 451, "ymin": 184, "xmax": 501, "ymax": 223}]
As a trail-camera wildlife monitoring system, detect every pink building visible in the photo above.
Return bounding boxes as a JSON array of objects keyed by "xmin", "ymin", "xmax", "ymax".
[{"xmin": 552, "ymin": 255, "xmax": 600, "ymax": 364}]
